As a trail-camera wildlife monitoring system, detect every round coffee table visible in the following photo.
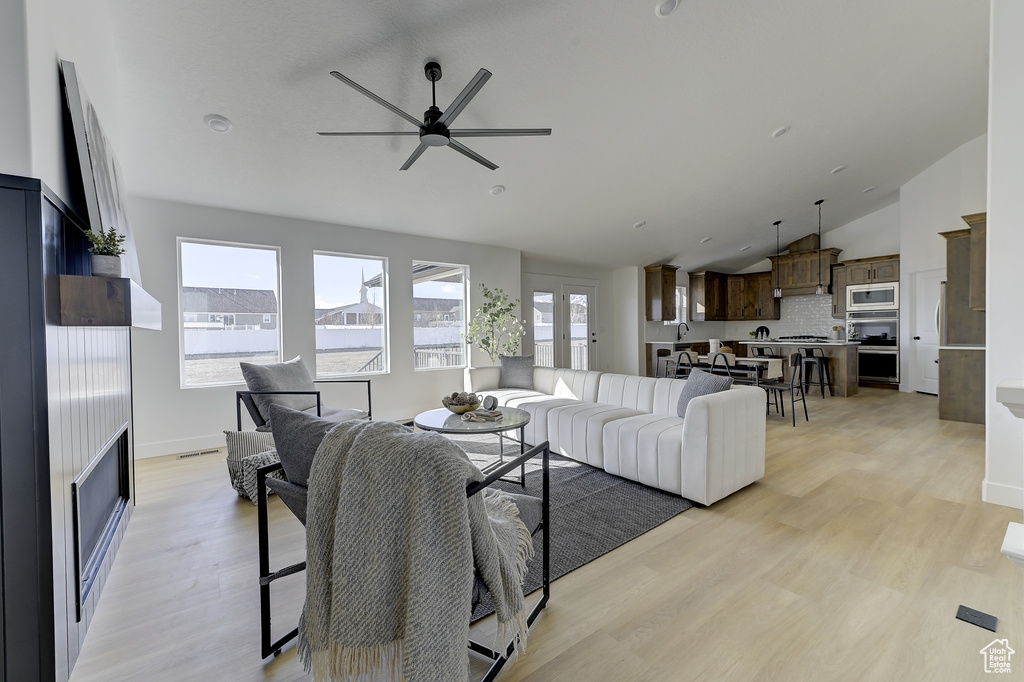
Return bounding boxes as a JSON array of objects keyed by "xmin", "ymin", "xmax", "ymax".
[{"xmin": 414, "ymin": 407, "xmax": 531, "ymax": 483}]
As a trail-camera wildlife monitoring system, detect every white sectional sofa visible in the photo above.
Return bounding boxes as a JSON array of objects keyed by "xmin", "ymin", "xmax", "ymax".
[{"xmin": 464, "ymin": 366, "xmax": 766, "ymax": 506}]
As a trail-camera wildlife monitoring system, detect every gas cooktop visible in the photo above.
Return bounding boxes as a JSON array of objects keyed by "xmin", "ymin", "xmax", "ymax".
[{"xmin": 776, "ymin": 335, "xmax": 829, "ymax": 341}]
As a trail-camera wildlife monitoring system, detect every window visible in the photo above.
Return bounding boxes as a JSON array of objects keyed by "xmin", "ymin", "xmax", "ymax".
[
  {"xmin": 313, "ymin": 252, "xmax": 388, "ymax": 376},
  {"xmin": 412, "ymin": 261, "xmax": 467, "ymax": 370},
  {"xmin": 179, "ymin": 239, "xmax": 281, "ymax": 387},
  {"xmin": 532, "ymin": 291, "xmax": 554, "ymax": 367},
  {"xmin": 663, "ymin": 285, "xmax": 688, "ymax": 324}
]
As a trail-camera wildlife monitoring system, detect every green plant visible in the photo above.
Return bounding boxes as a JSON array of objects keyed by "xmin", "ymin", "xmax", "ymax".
[
  {"xmin": 465, "ymin": 283, "xmax": 525, "ymax": 364},
  {"xmin": 84, "ymin": 226, "xmax": 126, "ymax": 256}
]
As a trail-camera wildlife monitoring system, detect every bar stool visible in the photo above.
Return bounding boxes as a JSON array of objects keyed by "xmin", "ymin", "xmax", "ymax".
[
  {"xmin": 800, "ymin": 347, "xmax": 833, "ymax": 398},
  {"xmin": 752, "ymin": 346, "xmax": 776, "ymax": 357}
]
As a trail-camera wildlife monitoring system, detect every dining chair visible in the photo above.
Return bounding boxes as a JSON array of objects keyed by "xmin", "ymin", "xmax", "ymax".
[{"xmin": 761, "ymin": 352, "xmax": 809, "ymax": 426}]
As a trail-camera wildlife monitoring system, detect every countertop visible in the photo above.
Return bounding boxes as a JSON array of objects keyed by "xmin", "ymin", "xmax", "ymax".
[
  {"xmin": 739, "ymin": 340, "xmax": 859, "ymax": 347},
  {"xmin": 939, "ymin": 345, "xmax": 986, "ymax": 351}
]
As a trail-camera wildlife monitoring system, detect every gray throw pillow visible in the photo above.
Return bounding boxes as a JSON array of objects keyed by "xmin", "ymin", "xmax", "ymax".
[
  {"xmin": 268, "ymin": 404, "xmax": 338, "ymax": 487},
  {"xmin": 676, "ymin": 369, "xmax": 733, "ymax": 418},
  {"xmin": 239, "ymin": 356, "xmax": 318, "ymax": 425},
  {"xmin": 499, "ymin": 355, "xmax": 535, "ymax": 390}
]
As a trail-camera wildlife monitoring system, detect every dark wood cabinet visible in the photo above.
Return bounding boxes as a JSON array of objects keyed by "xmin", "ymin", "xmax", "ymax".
[
  {"xmin": 831, "ymin": 264, "xmax": 847, "ymax": 319},
  {"xmin": 727, "ymin": 276, "xmax": 746, "ymax": 320},
  {"xmin": 689, "ymin": 270, "xmax": 777, "ymax": 321},
  {"xmin": 941, "ymin": 230, "xmax": 984, "ymax": 346},
  {"xmin": 644, "ymin": 264, "xmax": 679, "ymax": 321},
  {"xmin": 963, "ymin": 213, "xmax": 986, "ymax": 310},
  {"xmin": 845, "ymin": 255, "xmax": 899, "ymax": 284},
  {"xmin": 769, "ymin": 248, "xmax": 842, "ymax": 295},
  {"xmin": 688, "ymin": 270, "xmax": 728, "ymax": 321}
]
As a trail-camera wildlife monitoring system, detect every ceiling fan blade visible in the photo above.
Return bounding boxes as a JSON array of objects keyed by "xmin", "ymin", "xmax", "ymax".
[
  {"xmin": 437, "ymin": 69, "xmax": 491, "ymax": 127},
  {"xmin": 330, "ymin": 71, "xmax": 424, "ymax": 129},
  {"xmin": 317, "ymin": 131, "xmax": 420, "ymax": 136},
  {"xmin": 400, "ymin": 142, "xmax": 430, "ymax": 171},
  {"xmin": 448, "ymin": 140, "xmax": 498, "ymax": 170},
  {"xmin": 449, "ymin": 128, "xmax": 552, "ymax": 137}
]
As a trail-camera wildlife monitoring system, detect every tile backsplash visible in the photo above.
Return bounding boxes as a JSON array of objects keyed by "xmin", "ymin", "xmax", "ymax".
[{"xmin": 724, "ymin": 294, "xmax": 839, "ymax": 339}]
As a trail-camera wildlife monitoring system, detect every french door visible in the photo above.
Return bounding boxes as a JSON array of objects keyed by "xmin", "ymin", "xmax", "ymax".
[{"xmin": 531, "ymin": 284, "xmax": 596, "ymax": 369}]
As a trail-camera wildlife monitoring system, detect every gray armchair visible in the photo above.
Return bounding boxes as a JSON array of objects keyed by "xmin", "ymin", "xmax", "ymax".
[
  {"xmin": 235, "ymin": 355, "xmax": 371, "ymax": 431},
  {"xmin": 256, "ymin": 405, "xmax": 550, "ymax": 682}
]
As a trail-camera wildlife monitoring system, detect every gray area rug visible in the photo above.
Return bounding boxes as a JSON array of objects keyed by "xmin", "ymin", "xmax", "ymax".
[{"xmin": 447, "ymin": 436, "xmax": 695, "ymax": 621}]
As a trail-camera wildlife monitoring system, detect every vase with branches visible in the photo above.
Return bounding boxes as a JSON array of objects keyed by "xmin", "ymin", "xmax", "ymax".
[{"xmin": 465, "ymin": 283, "xmax": 525, "ymax": 364}]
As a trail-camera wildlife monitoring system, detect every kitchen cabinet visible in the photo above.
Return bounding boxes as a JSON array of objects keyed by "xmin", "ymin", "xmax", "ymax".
[
  {"xmin": 745, "ymin": 271, "xmax": 780, "ymax": 320},
  {"xmin": 963, "ymin": 212, "xmax": 986, "ymax": 310},
  {"xmin": 940, "ymin": 230, "xmax": 984, "ymax": 346},
  {"xmin": 688, "ymin": 270, "xmax": 728, "ymax": 321},
  {"xmin": 939, "ymin": 348, "xmax": 985, "ymax": 424},
  {"xmin": 644, "ymin": 263, "xmax": 679, "ymax": 321},
  {"xmin": 727, "ymin": 276, "xmax": 745, "ymax": 320},
  {"xmin": 768, "ymin": 248, "xmax": 842, "ymax": 295},
  {"xmin": 830, "ymin": 264, "xmax": 847, "ymax": 319},
  {"xmin": 689, "ymin": 270, "xmax": 777, "ymax": 321},
  {"xmin": 844, "ymin": 255, "xmax": 899, "ymax": 285}
]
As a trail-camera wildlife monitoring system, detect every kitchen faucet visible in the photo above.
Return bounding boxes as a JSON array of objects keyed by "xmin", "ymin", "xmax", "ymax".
[{"xmin": 677, "ymin": 322, "xmax": 689, "ymax": 341}]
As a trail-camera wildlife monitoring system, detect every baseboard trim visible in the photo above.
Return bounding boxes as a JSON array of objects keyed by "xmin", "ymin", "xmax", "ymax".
[
  {"xmin": 136, "ymin": 434, "xmax": 225, "ymax": 459},
  {"xmin": 983, "ymin": 478, "xmax": 1024, "ymax": 510}
]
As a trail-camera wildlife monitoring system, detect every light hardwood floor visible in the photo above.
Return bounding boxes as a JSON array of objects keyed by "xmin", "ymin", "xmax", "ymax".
[{"xmin": 70, "ymin": 389, "xmax": 1023, "ymax": 681}]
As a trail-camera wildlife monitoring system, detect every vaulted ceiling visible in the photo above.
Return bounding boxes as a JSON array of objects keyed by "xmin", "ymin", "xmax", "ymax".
[{"xmin": 105, "ymin": 0, "xmax": 989, "ymax": 272}]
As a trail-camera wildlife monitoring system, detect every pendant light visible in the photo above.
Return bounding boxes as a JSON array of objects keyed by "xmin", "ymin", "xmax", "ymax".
[
  {"xmin": 815, "ymin": 199, "xmax": 825, "ymax": 295},
  {"xmin": 773, "ymin": 220, "xmax": 783, "ymax": 299}
]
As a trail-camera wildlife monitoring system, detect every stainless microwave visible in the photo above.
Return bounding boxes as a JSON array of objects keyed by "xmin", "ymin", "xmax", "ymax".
[{"xmin": 847, "ymin": 281, "xmax": 898, "ymax": 311}]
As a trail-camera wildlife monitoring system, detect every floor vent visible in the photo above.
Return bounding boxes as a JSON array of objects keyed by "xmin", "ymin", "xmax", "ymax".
[{"xmin": 177, "ymin": 449, "xmax": 220, "ymax": 460}]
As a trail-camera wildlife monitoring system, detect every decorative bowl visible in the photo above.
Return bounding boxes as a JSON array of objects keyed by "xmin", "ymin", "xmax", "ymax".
[{"xmin": 445, "ymin": 402, "xmax": 481, "ymax": 414}]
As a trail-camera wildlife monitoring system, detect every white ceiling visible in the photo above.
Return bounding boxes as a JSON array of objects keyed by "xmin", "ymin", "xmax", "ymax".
[{"xmin": 105, "ymin": 0, "xmax": 989, "ymax": 272}]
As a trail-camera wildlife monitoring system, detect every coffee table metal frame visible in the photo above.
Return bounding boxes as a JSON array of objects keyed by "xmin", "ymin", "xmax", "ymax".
[{"xmin": 413, "ymin": 407, "xmax": 531, "ymax": 484}]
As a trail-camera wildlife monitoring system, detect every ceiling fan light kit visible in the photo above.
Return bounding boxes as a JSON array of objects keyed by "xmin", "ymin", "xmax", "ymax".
[{"xmin": 318, "ymin": 60, "xmax": 551, "ymax": 171}]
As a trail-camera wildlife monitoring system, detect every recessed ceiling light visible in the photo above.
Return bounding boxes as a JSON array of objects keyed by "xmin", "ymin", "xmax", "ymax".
[
  {"xmin": 863, "ymin": 185, "xmax": 876, "ymax": 193},
  {"xmin": 632, "ymin": 221, "xmax": 646, "ymax": 229},
  {"xmin": 700, "ymin": 237, "xmax": 712, "ymax": 244},
  {"xmin": 740, "ymin": 246, "xmax": 751, "ymax": 252},
  {"xmin": 203, "ymin": 114, "xmax": 232, "ymax": 133},
  {"xmin": 830, "ymin": 165, "xmax": 847, "ymax": 174},
  {"xmin": 489, "ymin": 185, "xmax": 505, "ymax": 196},
  {"xmin": 771, "ymin": 126, "xmax": 790, "ymax": 138},
  {"xmin": 655, "ymin": 0, "xmax": 679, "ymax": 17}
]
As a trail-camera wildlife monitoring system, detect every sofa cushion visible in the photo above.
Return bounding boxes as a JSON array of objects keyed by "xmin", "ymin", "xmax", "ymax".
[
  {"xmin": 546, "ymin": 402, "xmax": 645, "ymax": 468},
  {"xmin": 676, "ymin": 369, "xmax": 732, "ymax": 418},
  {"xmin": 499, "ymin": 355, "xmax": 535, "ymax": 389},
  {"xmin": 240, "ymin": 356, "xmax": 318, "ymax": 425}
]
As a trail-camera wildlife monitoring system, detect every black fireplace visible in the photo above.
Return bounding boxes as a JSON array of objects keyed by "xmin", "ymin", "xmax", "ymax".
[{"xmin": 71, "ymin": 426, "xmax": 130, "ymax": 621}]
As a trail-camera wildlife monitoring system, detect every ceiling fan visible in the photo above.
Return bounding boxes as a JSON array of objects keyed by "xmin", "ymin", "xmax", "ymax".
[{"xmin": 318, "ymin": 61, "xmax": 551, "ymax": 171}]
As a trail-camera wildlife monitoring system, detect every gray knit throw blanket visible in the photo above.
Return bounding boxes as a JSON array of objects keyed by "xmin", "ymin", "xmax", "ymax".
[{"xmin": 297, "ymin": 420, "xmax": 534, "ymax": 682}]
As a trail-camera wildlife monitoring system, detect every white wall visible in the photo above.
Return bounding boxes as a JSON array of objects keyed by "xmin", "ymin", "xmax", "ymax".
[
  {"xmin": 612, "ymin": 266, "xmax": 642, "ymax": 375},
  {"xmin": 129, "ymin": 197, "xmax": 521, "ymax": 458},
  {"xmin": 821, "ymin": 201, "xmax": 900, "ymax": 261},
  {"xmin": 0, "ymin": 0, "xmax": 32, "ymax": 177},
  {"xmin": 16, "ymin": 0, "xmax": 121, "ymax": 201},
  {"xmin": 986, "ymin": 0, "xmax": 1024, "ymax": 510}
]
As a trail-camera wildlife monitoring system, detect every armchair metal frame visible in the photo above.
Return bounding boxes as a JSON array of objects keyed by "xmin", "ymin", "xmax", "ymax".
[
  {"xmin": 255, "ymin": 439, "xmax": 551, "ymax": 678},
  {"xmin": 236, "ymin": 378, "xmax": 372, "ymax": 431}
]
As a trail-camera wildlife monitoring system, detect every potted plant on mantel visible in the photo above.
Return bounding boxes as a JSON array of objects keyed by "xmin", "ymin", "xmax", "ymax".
[
  {"xmin": 84, "ymin": 226, "xmax": 126, "ymax": 277},
  {"xmin": 465, "ymin": 283, "xmax": 525, "ymax": 364}
]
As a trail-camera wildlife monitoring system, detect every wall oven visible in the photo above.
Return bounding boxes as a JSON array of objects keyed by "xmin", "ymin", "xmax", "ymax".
[
  {"xmin": 848, "ymin": 311, "xmax": 899, "ymax": 384},
  {"xmin": 847, "ymin": 281, "xmax": 899, "ymax": 311}
]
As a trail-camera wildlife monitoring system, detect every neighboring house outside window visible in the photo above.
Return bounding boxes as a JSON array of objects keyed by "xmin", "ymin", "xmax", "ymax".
[
  {"xmin": 411, "ymin": 261, "xmax": 467, "ymax": 370},
  {"xmin": 313, "ymin": 252, "xmax": 388, "ymax": 376},
  {"xmin": 178, "ymin": 239, "xmax": 281, "ymax": 387}
]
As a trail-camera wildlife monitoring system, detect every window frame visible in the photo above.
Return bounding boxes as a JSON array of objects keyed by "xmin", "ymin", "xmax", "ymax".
[
  {"xmin": 411, "ymin": 260, "xmax": 469, "ymax": 372},
  {"xmin": 177, "ymin": 237, "xmax": 283, "ymax": 389},
  {"xmin": 312, "ymin": 250, "xmax": 390, "ymax": 378}
]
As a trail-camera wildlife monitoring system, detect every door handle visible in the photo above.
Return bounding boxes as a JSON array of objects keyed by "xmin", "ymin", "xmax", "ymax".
[{"xmin": 913, "ymin": 336, "xmax": 921, "ymax": 340}]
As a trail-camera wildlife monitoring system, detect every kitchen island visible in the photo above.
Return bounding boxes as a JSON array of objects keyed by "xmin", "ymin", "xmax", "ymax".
[{"xmin": 740, "ymin": 341, "xmax": 860, "ymax": 397}]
